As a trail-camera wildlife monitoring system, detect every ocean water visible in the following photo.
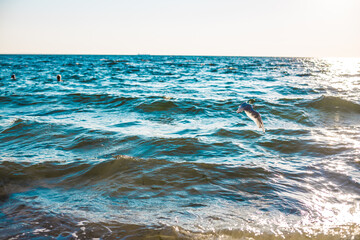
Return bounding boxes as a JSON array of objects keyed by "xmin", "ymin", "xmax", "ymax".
[{"xmin": 0, "ymin": 55, "xmax": 360, "ymax": 239}]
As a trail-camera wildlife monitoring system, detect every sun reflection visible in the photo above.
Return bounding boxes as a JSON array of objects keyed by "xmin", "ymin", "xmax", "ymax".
[
  {"xmin": 311, "ymin": 128, "xmax": 360, "ymax": 152},
  {"xmin": 307, "ymin": 121, "xmax": 360, "ymax": 237},
  {"xmin": 302, "ymin": 188, "xmax": 360, "ymax": 237},
  {"xmin": 325, "ymin": 57, "xmax": 360, "ymax": 76},
  {"xmin": 312, "ymin": 57, "xmax": 360, "ymax": 99}
]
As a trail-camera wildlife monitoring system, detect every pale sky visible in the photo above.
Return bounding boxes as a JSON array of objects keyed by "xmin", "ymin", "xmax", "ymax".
[{"xmin": 0, "ymin": 0, "xmax": 359, "ymax": 57}]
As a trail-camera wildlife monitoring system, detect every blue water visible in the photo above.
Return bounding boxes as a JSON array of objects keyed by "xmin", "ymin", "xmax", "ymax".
[{"xmin": 1, "ymin": 55, "xmax": 360, "ymax": 239}]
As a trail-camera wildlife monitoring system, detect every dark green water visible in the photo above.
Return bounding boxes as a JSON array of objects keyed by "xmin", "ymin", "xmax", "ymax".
[{"xmin": 1, "ymin": 55, "xmax": 360, "ymax": 239}]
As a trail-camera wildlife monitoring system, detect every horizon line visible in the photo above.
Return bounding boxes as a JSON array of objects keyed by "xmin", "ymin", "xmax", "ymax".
[{"xmin": 1, "ymin": 53, "xmax": 359, "ymax": 59}]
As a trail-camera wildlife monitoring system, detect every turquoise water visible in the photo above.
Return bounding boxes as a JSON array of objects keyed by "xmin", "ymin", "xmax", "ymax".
[{"xmin": 1, "ymin": 55, "xmax": 360, "ymax": 239}]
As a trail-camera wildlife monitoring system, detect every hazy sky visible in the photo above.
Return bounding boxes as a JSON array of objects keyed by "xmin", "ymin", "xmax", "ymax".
[{"xmin": 0, "ymin": 0, "xmax": 359, "ymax": 57}]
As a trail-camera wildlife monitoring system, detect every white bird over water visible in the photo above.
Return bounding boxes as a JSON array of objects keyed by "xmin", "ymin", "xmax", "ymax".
[{"xmin": 236, "ymin": 100, "xmax": 265, "ymax": 133}]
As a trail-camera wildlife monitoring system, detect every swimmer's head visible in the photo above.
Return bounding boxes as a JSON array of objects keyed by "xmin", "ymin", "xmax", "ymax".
[
  {"xmin": 57, "ymin": 74, "xmax": 62, "ymax": 82},
  {"xmin": 11, "ymin": 74, "xmax": 16, "ymax": 80}
]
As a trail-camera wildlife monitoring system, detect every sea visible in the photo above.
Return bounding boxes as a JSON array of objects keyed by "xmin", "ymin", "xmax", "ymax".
[{"xmin": 0, "ymin": 55, "xmax": 359, "ymax": 240}]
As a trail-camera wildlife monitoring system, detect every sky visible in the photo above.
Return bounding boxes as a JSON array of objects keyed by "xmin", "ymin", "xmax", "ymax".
[{"xmin": 0, "ymin": 0, "xmax": 359, "ymax": 57}]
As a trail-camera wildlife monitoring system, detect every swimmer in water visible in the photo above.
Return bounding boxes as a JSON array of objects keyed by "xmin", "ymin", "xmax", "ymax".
[
  {"xmin": 57, "ymin": 74, "xmax": 63, "ymax": 82},
  {"xmin": 11, "ymin": 74, "xmax": 16, "ymax": 80}
]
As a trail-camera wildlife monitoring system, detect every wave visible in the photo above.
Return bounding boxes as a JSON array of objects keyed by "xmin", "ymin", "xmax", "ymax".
[
  {"xmin": 339, "ymin": 73, "xmax": 360, "ymax": 78},
  {"xmin": 2, "ymin": 210, "xmax": 358, "ymax": 240},
  {"xmin": 268, "ymin": 106, "xmax": 314, "ymax": 126},
  {"xmin": 258, "ymin": 138, "xmax": 350, "ymax": 156},
  {"xmin": 0, "ymin": 156, "xmax": 272, "ymax": 197},
  {"xmin": 136, "ymin": 99, "xmax": 179, "ymax": 112},
  {"xmin": 296, "ymin": 73, "xmax": 314, "ymax": 77},
  {"xmin": 1, "ymin": 156, "xmax": 359, "ymax": 239},
  {"xmin": 305, "ymin": 95, "xmax": 360, "ymax": 113},
  {"xmin": 214, "ymin": 128, "xmax": 262, "ymax": 139},
  {"xmin": 0, "ymin": 94, "xmax": 55, "ymax": 107},
  {"xmin": 0, "ymin": 118, "xmax": 49, "ymax": 142},
  {"xmin": 0, "ymin": 92, "xmax": 236, "ymax": 117},
  {"xmin": 60, "ymin": 93, "xmax": 142, "ymax": 109}
]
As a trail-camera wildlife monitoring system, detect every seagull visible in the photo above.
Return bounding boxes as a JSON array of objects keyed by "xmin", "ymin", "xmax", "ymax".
[{"xmin": 236, "ymin": 100, "xmax": 265, "ymax": 133}]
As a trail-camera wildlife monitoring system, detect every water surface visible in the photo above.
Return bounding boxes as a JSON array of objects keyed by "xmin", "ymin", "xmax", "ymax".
[{"xmin": 1, "ymin": 55, "xmax": 360, "ymax": 239}]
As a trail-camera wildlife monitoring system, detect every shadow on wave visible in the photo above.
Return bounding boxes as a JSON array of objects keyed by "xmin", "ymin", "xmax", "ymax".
[
  {"xmin": 0, "ymin": 155, "xmax": 272, "ymax": 198},
  {"xmin": 258, "ymin": 137, "xmax": 350, "ymax": 156},
  {"xmin": 302, "ymin": 95, "xmax": 360, "ymax": 113}
]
